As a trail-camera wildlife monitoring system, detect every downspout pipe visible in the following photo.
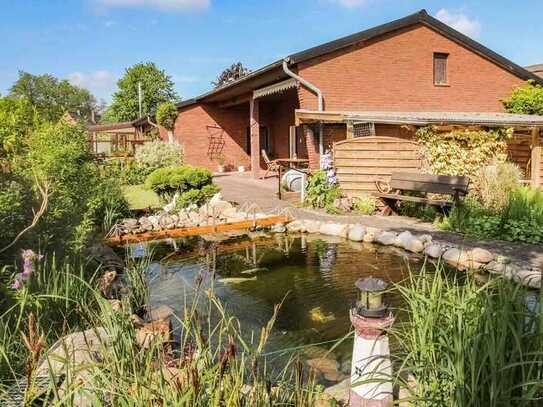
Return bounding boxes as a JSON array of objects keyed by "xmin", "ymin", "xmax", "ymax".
[
  {"xmin": 282, "ymin": 58, "xmax": 324, "ymax": 156},
  {"xmin": 282, "ymin": 58, "xmax": 323, "ymax": 111}
]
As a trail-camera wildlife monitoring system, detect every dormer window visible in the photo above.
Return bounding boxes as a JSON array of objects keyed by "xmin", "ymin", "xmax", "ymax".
[{"xmin": 434, "ymin": 53, "xmax": 449, "ymax": 85}]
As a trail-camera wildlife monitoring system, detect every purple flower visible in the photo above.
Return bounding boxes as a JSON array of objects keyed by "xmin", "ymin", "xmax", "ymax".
[
  {"xmin": 11, "ymin": 278, "xmax": 22, "ymax": 290},
  {"xmin": 19, "ymin": 270, "xmax": 31, "ymax": 280},
  {"xmin": 22, "ymin": 249, "xmax": 41, "ymax": 261}
]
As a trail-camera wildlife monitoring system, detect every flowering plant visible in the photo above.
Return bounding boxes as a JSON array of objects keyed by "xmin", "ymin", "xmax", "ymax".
[
  {"xmin": 320, "ymin": 151, "xmax": 337, "ymax": 185},
  {"xmin": 11, "ymin": 249, "xmax": 43, "ymax": 290}
]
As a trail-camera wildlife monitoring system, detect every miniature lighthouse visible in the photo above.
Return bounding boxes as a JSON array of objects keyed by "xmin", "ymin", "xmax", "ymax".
[{"xmin": 349, "ymin": 277, "xmax": 394, "ymax": 407}]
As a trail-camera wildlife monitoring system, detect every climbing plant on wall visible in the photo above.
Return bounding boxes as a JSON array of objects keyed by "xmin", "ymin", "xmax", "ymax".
[{"xmin": 415, "ymin": 126, "xmax": 512, "ymax": 179}]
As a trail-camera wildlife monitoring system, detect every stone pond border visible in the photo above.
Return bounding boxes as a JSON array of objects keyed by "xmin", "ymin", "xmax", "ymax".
[
  {"xmin": 278, "ymin": 219, "xmax": 541, "ymax": 289},
  {"xmin": 111, "ymin": 192, "xmax": 540, "ymax": 290}
]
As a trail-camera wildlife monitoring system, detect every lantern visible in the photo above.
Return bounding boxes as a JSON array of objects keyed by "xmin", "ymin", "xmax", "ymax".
[{"xmin": 355, "ymin": 276, "xmax": 388, "ymax": 318}]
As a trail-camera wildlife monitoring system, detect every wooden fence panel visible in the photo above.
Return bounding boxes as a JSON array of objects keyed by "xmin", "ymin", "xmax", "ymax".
[
  {"xmin": 333, "ymin": 136, "xmax": 422, "ymax": 197},
  {"xmin": 507, "ymin": 132, "xmax": 532, "ymax": 177}
]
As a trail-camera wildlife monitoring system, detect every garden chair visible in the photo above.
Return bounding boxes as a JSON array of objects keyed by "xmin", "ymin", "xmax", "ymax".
[{"xmin": 261, "ymin": 149, "xmax": 281, "ymax": 179}]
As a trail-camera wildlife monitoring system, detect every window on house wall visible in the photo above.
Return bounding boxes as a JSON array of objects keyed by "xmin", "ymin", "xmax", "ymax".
[{"xmin": 434, "ymin": 53, "xmax": 449, "ymax": 85}]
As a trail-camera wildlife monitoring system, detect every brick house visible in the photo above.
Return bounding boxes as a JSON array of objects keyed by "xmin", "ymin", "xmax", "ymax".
[
  {"xmin": 164, "ymin": 9, "xmax": 543, "ymax": 181},
  {"xmin": 526, "ymin": 64, "xmax": 543, "ymax": 79}
]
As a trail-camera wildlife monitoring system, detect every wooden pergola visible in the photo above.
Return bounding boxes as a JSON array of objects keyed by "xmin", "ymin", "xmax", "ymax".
[
  {"xmin": 87, "ymin": 118, "xmax": 155, "ymax": 157},
  {"xmin": 295, "ymin": 109, "xmax": 543, "ymax": 188}
]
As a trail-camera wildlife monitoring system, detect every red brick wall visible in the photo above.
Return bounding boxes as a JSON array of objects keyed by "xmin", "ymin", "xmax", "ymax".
[
  {"xmin": 174, "ymin": 91, "xmax": 300, "ymax": 171},
  {"xmin": 297, "ymin": 24, "xmax": 524, "ymax": 112},
  {"xmin": 173, "ymin": 103, "xmax": 250, "ymax": 171}
]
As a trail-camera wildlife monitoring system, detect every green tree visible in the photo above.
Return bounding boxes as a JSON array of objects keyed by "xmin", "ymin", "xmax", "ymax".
[
  {"xmin": 9, "ymin": 71, "xmax": 97, "ymax": 122},
  {"xmin": 212, "ymin": 62, "xmax": 250, "ymax": 88},
  {"xmin": 0, "ymin": 97, "xmax": 40, "ymax": 164},
  {"xmin": 502, "ymin": 80, "xmax": 543, "ymax": 115},
  {"xmin": 103, "ymin": 62, "xmax": 178, "ymax": 122}
]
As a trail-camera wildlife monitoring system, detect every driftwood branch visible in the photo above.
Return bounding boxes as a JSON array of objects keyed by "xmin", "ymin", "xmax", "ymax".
[{"xmin": 0, "ymin": 175, "xmax": 50, "ymax": 254}]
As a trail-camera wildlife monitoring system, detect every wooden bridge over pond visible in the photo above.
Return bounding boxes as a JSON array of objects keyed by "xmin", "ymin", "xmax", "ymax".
[{"xmin": 106, "ymin": 214, "xmax": 290, "ymax": 246}]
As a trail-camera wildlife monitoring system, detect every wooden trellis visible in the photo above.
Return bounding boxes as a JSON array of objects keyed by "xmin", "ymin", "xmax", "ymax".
[{"xmin": 206, "ymin": 124, "xmax": 226, "ymax": 159}]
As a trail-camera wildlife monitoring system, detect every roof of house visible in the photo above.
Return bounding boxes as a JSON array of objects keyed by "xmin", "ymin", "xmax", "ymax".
[
  {"xmin": 295, "ymin": 110, "xmax": 543, "ymax": 127},
  {"xmin": 177, "ymin": 9, "xmax": 543, "ymax": 110},
  {"xmin": 525, "ymin": 64, "xmax": 543, "ymax": 78}
]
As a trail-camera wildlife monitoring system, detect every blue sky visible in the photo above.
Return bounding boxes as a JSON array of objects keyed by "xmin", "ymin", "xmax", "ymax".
[{"xmin": 1, "ymin": 0, "xmax": 542, "ymax": 104}]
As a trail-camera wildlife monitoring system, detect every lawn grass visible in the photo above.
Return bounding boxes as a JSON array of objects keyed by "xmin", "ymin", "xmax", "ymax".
[{"xmin": 122, "ymin": 184, "xmax": 161, "ymax": 210}]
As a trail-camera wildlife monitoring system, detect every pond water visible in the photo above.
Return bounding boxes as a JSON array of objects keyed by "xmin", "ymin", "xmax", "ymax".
[{"xmin": 134, "ymin": 232, "xmax": 427, "ymax": 380}]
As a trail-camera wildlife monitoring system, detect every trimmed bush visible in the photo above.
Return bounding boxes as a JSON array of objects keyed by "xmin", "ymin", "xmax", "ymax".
[
  {"xmin": 156, "ymin": 102, "xmax": 178, "ymax": 130},
  {"xmin": 145, "ymin": 165, "xmax": 216, "ymax": 205}
]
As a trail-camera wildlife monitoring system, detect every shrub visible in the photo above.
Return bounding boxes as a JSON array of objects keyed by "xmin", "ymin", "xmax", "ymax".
[
  {"xmin": 102, "ymin": 159, "xmax": 149, "ymax": 185},
  {"xmin": 155, "ymin": 102, "xmax": 178, "ymax": 130},
  {"xmin": 0, "ymin": 173, "xmax": 33, "ymax": 250},
  {"xmin": 353, "ymin": 195, "xmax": 377, "ymax": 215},
  {"xmin": 305, "ymin": 170, "xmax": 341, "ymax": 213},
  {"xmin": 134, "ymin": 141, "xmax": 183, "ymax": 176},
  {"xmin": 502, "ymin": 80, "xmax": 543, "ymax": 115},
  {"xmin": 145, "ymin": 165, "xmax": 215, "ymax": 203},
  {"xmin": 75, "ymin": 178, "xmax": 130, "ymax": 245},
  {"xmin": 474, "ymin": 161, "xmax": 522, "ymax": 212},
  {"xmin": 440, "ymin": 187, "xmax": 543, "ymax": 244},
  {"xmin": 177, "ymin": 189, "xmax": 203, "ymax": 208},
  {"xmin": 24, "ymin": 121, "xmax": 100, "ymax": 251},
  {"xmin": 201, "ymin": 183, "xmax": 221, "ymax": 201}
]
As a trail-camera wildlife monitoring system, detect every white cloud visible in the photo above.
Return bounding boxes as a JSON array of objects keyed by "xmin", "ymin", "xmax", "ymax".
[
  {"xmin": 68, "ymin": 70, "xmax": 117, "ymax": 100},
  {"xmin": 328, "ymin": 0, "xmax": 368, "ymax": 8},
  {"xmin": 435, "ymin": 9, "xmax": 481, "ymax": 38},
  {"xmin": 95, "ymin": 0, "xmax": 210, "ymax": 12}
]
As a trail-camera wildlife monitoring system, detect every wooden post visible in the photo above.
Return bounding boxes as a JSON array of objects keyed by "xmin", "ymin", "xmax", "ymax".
[
  {"xmin": 346, "ymin": 120, "xmax": 354, "ymax": 139},
  {"xmin": 277, "ymin": 165, "xmax": 282, "ymax": 200},
  {"xmin": 250, "ymin": 97, "xmax": 261, "ymax": 179},
  {"xmin": 531, "ymin": 127, "xmax": 541, "ymax": 188}
]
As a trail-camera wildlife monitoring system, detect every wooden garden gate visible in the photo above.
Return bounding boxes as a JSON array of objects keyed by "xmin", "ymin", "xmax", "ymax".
[{"xmin": 333, "ymin": 136, "xmax": 422, "ymax": 197}]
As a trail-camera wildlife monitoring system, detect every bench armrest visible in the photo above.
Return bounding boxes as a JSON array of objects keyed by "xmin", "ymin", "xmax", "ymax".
[{"xmin": 451, "ymin": 186, "xmax": 468, "ymax": 196}]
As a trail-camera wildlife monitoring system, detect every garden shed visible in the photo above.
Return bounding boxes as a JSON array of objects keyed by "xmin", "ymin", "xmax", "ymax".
[{"xmin": 294, "ymin": 110, "xmax": 543, "ymax": 196}]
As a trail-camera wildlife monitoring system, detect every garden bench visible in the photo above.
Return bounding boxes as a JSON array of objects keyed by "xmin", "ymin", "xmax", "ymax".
[{"xmin": 373, "ymin": 172, "xmax": 469, "ymax": 215}]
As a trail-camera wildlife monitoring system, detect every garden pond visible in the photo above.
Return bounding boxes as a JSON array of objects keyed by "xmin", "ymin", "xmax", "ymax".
[{"xmin": 125, "ymin": 232, "xmax": 437, "ymax": 382}]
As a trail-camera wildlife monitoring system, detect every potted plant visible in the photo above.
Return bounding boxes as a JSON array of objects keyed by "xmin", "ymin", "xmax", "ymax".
[{"xmin": 217, "ymin": 154, "xmax": 226, "ymax": 173}]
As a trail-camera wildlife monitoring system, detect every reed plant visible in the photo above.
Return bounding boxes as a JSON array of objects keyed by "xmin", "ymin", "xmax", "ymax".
[
  {"xmin": 56, "ymin": 287, "xmax": 320, "ymax": 406},
  {"xmin": 393, "ymin": 263, "xmax": 543, "ymax": 406},
  {"xmin": 1, "ymin": 251, "xmax": 321, "ymax": 406}
]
